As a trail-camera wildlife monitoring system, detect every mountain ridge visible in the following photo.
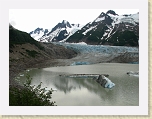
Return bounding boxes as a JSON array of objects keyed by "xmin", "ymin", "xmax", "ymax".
[
  {"xmin": 30, "ymin": 20, "xmax": 83, "ymax": 42},
  {"xmin": 29, "ymin": 10, "xmax": 139, "ymax": 46},
  {"xmin": 66, "ymin": 10, "xmax": 139, "ymax": 46}
]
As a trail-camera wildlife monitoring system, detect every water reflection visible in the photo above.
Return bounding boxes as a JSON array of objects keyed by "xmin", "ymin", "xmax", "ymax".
[{"xmin": 17, "ymin": 63, "xmax": 139, "ymax": 106}]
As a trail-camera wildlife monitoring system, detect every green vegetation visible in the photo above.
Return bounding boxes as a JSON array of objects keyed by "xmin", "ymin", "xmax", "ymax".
[
  {"xmin": 9, "ymin": 28, "xmax": 44, "ymax": 50},
  {"xmin": 9, "ymin": 74, "xmax": 56, "ymax": 106},
  {"xmin": 26, "ymin": 50, "xmax": 39, "ymax": 58}
]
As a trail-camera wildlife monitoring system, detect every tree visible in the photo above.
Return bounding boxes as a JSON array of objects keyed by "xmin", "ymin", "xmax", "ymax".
[{"xmin": 9, "ymin": 74, "xmax": 56, "ymax": 106}]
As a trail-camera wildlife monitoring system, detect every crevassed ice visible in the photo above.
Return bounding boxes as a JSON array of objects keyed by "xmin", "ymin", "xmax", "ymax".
[{"xmin": 60, "ymin": 43, "xmax": 138, "ymax": 54}]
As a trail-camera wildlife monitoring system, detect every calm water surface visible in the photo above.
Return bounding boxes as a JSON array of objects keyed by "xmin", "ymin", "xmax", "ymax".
[{"xmin": 17, "ymin": 63, "xmax": 139, "ymax": 106}]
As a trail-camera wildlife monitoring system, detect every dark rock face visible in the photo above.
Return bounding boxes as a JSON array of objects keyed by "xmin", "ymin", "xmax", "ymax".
[
  {"xmin": 44, "ymin": 29, "xmax": 49, "ymax": 34},
  {"xmin": 52, "ymin": 30, "xmax": 69, "ymax": 42},
  {"xmin": 106, "ymin": 10, "xmax": 118, "ymax": 16},
  {"xmin": 96, "ymin": 75, "xmax": 115, "ymax": 89},
  {"xmin": 96, "ymin": 75, "xmax": 107, "ymax": 88},
  {"xmin": 34, "ymin": 28, "xmax": 43, "ymax": 34},
  {"xmin": 62, "ymin": 20, "xmax": 72, "ymax": 28}
]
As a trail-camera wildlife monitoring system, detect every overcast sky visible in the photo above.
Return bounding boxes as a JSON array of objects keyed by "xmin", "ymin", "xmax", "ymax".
[{"xmin": 9, "ymin": 9, "xmax": 139, "ymax": 33}]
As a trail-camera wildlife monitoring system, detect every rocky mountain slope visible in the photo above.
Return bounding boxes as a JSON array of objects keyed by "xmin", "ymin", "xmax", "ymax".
[
  {"xmin": 66, "ymin": 10, "xmax": 139, "ymax": 46},
  {"xmin": 9, "ymin": 24, "xmax": 77, "ymax": 85},
  {"xmin": 30, "ymin": 20, "xmax": 83, "ymax": 42}
]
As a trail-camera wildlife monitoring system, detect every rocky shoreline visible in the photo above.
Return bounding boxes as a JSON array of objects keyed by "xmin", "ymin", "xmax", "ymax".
[
  {"xmin": 9, "ymin": 58, "xmax": 79, "ymax": 87},
  {"xmin": 9, "ymin": 59, "xmax": 56, "ymax": 86}
]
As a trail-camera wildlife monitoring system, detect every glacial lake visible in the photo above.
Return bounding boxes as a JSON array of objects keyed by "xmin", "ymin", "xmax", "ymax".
[{"xmin": 16, "ymin": 63, "xmax": 139, "ymax": 106}]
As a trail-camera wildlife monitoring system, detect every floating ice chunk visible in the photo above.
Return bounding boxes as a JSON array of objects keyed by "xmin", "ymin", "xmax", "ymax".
[
  {"xmin": 104, "ymin": 76, "xmax": 115, "ymax": 89},
  {"xmin": 96, "ymin": 75, "xmax": 115, "ymax": 89},
  {"xmin": 127, "ymin": 71, "xmax": 139, "ymax": 77}
]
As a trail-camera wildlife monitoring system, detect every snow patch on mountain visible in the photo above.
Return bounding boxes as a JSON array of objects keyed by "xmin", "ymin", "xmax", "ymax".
[
  {"xmin": 30, "ymin": 31, "xmax": 44, "ymax": 40},
  {"xmin": 109, "ymin": 13, "xmax": 139, "ymax": 26},
  {"xmin": 82, "ymin": 25, "xmax": 97, "ymax": 35},
  {"xmin": 38, "ymin": 20, "xmax": 83, "ymax": 42},
  {"xmin": 94, "ymin": 16, "xmax": 105, "ymax": 22},
  {"xmin": 66, "ymin": 10, "xmax": 139, "ymax": 46},
  {"xmin": 130, "ymin": 13, "xmax": 139, "ymax": 23},
  {"xmin": 29, "ymin": 28, "xmax": 51, "ymax": 41}
]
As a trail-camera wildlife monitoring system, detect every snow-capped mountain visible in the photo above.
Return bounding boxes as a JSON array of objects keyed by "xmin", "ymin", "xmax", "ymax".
[
  {"xmin": 66, "ymin": 10, "xmax": 139, "ymax": 46},
  {"xmin": 29, "ymin": 28, "xmax": 51, "ymax": 41},
  {"xmin": 37, "ymin": 20, "xmax": 83, "ymax": 42}
]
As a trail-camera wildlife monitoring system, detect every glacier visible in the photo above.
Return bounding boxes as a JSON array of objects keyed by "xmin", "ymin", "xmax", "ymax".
[
  {"xmin": 56, "ymin": 42, "xmax": 139, "ymax": 54},
  {"xmin": 53, "ymin": 42, "xmax": 139, "ymax": 65}
]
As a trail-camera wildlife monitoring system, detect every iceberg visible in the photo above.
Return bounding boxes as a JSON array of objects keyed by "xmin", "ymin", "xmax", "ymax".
[
  {"xmin": 96, "ymin": 75, "xmax": 115, "ymax": 89},
  {"xmin": 104, "ymin": 76, "xmax": 115, "ymax": 89},
  {"xmin": 127, "ymin": 71, "xmax": 139, "ymax": 77}
]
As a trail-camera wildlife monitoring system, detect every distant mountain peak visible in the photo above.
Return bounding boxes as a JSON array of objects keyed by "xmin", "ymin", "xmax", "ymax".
[
  {"xmin": 62, "ymin": 20, "xmax": 71, "ymax": 28},
  {"xmin": 29, "ymin": 27, "xmax": 50, "ymax": 40},
  {"xmin": 106, "ymin": 10, "xmax": 118, "ymax": 16},
  {"xmin": 94, "ymin": 11, "xmax": 113, "ymax": 24},
  {"xmin": 35, "ymin": 27, "xmax": 43, "ymax": 30},
  {"xmin": 98, "ymin": 12, "xmax": 106, "ymax": 18},
  {"xmin": 30, "ymin": 20, "xmax": 83, "ymax": 42},
  {"xmin": 62, "ymin": 20, "xmax": 68, "ymax": 24}
]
